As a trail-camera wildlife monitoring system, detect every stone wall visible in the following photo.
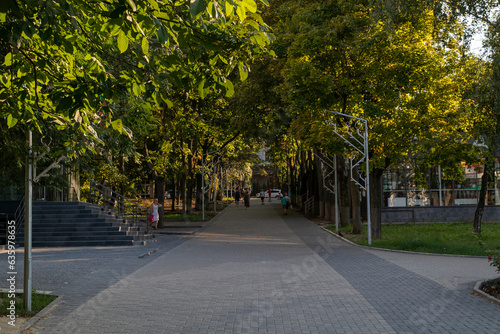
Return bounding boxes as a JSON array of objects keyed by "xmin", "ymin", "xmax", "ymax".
[{"xmin": 382, "ymin": 205, "xmax": 500, "ymax": 223}]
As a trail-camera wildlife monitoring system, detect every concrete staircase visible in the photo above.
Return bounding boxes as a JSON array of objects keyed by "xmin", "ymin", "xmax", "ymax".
[{"xmin": 16, "ymin": 201, "xmax": 155, "ymax": 247}]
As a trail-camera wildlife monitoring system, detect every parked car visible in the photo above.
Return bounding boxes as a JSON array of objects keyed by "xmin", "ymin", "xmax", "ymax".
[
  {"xmin": 165, "ymin": 190, "xmax": 177, "ymax": 199},
  {"xmin": 270, "ymin": 189, "xmax": 282, "ymax": 198}
]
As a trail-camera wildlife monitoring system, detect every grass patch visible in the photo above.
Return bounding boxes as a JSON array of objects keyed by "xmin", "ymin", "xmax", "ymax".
[
  {"xmin": 164, "ymin": 213, "xmax": 204, "ymax": 221},
  {"xmin": 327, "ymin": 222, "xmax": 500, "ymax": 256},
  {"xmin": 163, "ymin": 202, "xmax": 231, "ymax": 222},
  {"xmin": 163, "ymin": 212, "xmax": 218, "ymax": 221},
  {"xmin": 0, "ymin": 292, "xmax": 57, "ymax": 317}
]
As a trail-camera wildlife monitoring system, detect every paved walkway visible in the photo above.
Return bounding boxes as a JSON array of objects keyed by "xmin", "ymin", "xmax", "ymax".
[{"xmin": 3, "ymin": 199, "xmax": 499, "ymax": 333}]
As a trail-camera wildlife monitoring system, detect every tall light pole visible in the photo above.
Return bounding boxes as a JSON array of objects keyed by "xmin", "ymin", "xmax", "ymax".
[
  {"xmin": 24, "ymin": 129, "xmax": 32, "ymax": 311},
  {"xmin": 334, "ymin": 154, "xmax": 339, "ymax": 234},
  {"xmin": 327, "ymin": 111, "xmax": 372, "ymax": 245}
]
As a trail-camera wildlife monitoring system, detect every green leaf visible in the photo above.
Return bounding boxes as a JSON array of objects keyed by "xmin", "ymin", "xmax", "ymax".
[
  {"xmin": 198, "ymin": 79, "xmax": 207, "ymax": 98},
  {"xmin": 218, "ymin": 54, "xmax": 228, "ymax": 64},
  {"xmin": 117, "ymin": 30, "xmax": 129, "ymax": 53},
  {"xmin": 225, "ymin": 79, "xmax": 234, "ymax": 97},
  {"xmin": 160, "ymin": 93, "xmax": 173, "ymax": 108},
  {"xmin": 141, "ymin": 36, "xmax": 149, "ymax": 56},
  {"xmin": 108, "ymin": 6, "xmax": 127, "ymax": 19},
  {"xmin": 57, "ymin": 96, "xmax": 73, "ymax": 112},
  {"xmin": 64, "ymin": 72, "xmax": 76, "ymax": 80},
  {"xmin": 238, "ymin": 62, "xmax": 248, "ymax": 81},
  {"xmin": 265, "ymin": 32, "xmax": 275, "ymax": 42},
  {"xmin": 157, "ymin": 25, "xmax": 168, "ymax": 44},
  {"xmin": 147, "ymin": 0, "xmax": 159, "ymax": 11},
  {"xmin": 7, "ymin": 114, "xmax": 17, "ymax": 128},
  {"xmin": 225, "ymin": 1, "xmax": 234, "ymax": 17},
  {"xmin": 236, "ymin": 4, "xmax": 246, "ymax": 21},
  {"xmin": 111, "ymin": 119, "xmax": 124, "ymax": 134},
  {"xmin": 132, "ymin": 82, "xmax": 141, "ymax": 96},
  {"xmin": 190, "ymin": 0, "xmax": 207, "ymax": 18},
  {"xmin": 4, "ymin": 52, "xmax": 12, "ymax": 66},
  {"xmin": 242, "ymin": 0, "xmax": 257, "ymax": 13},
  {"xmin": 153, "ymin": 92, "xmax": 161, "ymax": 105}
]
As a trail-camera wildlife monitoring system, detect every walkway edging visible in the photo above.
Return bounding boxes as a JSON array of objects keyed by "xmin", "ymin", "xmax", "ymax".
[
  {"xmin": 319, "ymin": 226, "xmax": 488, "ymax": 259},
  {"xmin": 472, "ymin": 281, "xmax": 500, "ymax": 306},
  {"xmin": 18, "ymin": 294, "xmax": 64, "ymax": 333}
]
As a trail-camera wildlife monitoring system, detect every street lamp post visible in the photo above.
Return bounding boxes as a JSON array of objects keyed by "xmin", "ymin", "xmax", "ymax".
[
  {"xmin": 327, "ymin": 111, "xmax": 372, "ymax": 245},
  {"xmin": 24, "ymin": 130, "xmax": 33, "ymax": 311}
]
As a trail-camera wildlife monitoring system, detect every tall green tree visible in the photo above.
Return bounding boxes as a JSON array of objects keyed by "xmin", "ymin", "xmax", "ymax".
[
  {"xmin": 0, "ymin": 0, "xmax": 273, "ymax": 154},
  {"xmin": 251, "ymin": 0, "xmax": 479, "ymax": 238}
]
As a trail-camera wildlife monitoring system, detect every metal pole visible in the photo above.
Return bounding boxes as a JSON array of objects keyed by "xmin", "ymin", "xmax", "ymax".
[
  {"xmin": 202, "ymin": 155, "xmax": 205, "ymax": 221},
  {"xmin": 364, "ymin": 122, "xmax": 372, "ymax": 245},
  {"xmin": 213, "ymin": 162, "xmax": 217, "ymax": 214},
  {"xmin": 24, "ymin": 129, "xmax": 32, "ymax": 311},
  {"xmin": 334, "ymin": 154, "xmax": 339, "ymax": 234},
  {"xmin": 438, "ymin": 166, "xmax": 443, "ymax": 206},
  {"xmin": 220, "ymin": 166, "xmax": 223, "ymax": 210}
]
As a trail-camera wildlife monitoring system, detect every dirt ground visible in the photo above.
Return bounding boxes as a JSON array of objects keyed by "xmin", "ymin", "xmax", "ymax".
[{"xmin": 0, "ymin": 316, "xmax": 28, "ymax": 333}]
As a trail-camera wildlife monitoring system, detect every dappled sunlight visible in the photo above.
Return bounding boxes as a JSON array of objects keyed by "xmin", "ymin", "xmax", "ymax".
[
  {"xmin": 36, "ymin": 258, "xmax": 93, "ymax": 263},
  {"xmin": 192, "ymin": 232, "xmax": 300, "ymax": 245}
]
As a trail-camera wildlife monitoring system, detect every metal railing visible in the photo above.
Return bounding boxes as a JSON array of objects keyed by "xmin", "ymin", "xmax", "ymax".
[
  {"xmin": 33, "ymin": 186, "xmax": 79, "ymax": 202},
  {"xmin": 298, "ymin": 194, "xmax": 307, "ymax": 210},
  {"xmin": 304, "ymin": 196, "xmax": 314, "ymax": 216},
  {"xmin": 86, "ymin": 181, "xmax": 150, "ymax": 233},
  {"xmin": 14, "ymin": 197, "xmax": 25, "ymax": 237}
]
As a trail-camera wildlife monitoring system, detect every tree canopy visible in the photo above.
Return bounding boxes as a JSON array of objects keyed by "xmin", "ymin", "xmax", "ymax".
[
  {"xmin": 0, "ymin": 0, "xmax": 273, "ymax": 155},
  {"xmin": 1, "ymin": 0, "xmax": 499, "ymax": 234}
]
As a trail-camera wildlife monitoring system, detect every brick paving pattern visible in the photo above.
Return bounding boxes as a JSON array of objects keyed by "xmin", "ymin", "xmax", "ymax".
[{"xmin": 1, "ymin": 198, "xmax": 498, "ymax": 333}]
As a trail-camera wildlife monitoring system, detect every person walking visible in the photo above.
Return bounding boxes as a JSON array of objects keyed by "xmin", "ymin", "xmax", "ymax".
[
  {"xmin": 260, "ymin": 189, "xmax": 266, "ymax": 205},
  {"xmin": 267, "ymin": 187, "xmax": 272, "ymax": 202},
  {"xmin": 244, "ymin": 190, "xmax": 250, "ymax": 209},
  {"xmin": 281, "ymin": 192, "xmax": 289, "ymax": 215},
  {"xmin": 234, "ymin": 189, "xmax": 241, "ymax": 206},
  {"xmin": 149, "ymin": 198, "xmax": 162, "ymax": 230}
]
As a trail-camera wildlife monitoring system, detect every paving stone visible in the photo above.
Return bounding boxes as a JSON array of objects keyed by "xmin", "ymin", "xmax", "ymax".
[{"xmin": 1, "ymin": 198, "xmax": 498, "ymax": 333}]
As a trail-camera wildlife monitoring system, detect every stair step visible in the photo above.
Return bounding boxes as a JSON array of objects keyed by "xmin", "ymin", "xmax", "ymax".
[
  {"xmin": 18, "ymin": 201, "xmax": 150, "ymax": 247},
  {"xmin": 30, "ymin": 240, "xmax": 135, "ymax": 247}
]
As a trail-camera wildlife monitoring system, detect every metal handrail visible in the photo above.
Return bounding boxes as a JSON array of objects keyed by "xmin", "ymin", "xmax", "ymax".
[
  {"xmin": 14, "ymin": 197, "xmax": 25, "ymax": 237},
  {"xmin": 304, "ymin": 196, "xmax": 314, "ymax": 216},
  {"xmin": 86, "ymin": 181, "xmax": 150, "ymax": 233},
  {"xmin": 298, "ymin": 194, "xmax": 307, "ymax": 209}
]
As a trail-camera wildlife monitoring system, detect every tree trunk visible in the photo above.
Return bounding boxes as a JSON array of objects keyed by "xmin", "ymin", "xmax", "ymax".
[
  {"xmin": 370, "ymin": 168, "xmax": 384, "ymax": 239},
  {"xmin": 290, "ymin": 155, "xmax": 297, "ymax": 205},
  {"xmin": 119, "ymin": 153, "xmax": 126, "ymax": 196},
  {"xmin": 180, "ymin": 173, "xmax": 186, "ymax": 215},
  {"xmin": 474, "ymin": 159, "xmax": 491, "ymax": 234},
  {"xmin": 314, "ymin": 149, "xmax": 325, "ymax": 218},
  {"xmin": 180, "ymin": 140, "xmax": 187, "ymax": 215},
  {"xmin": 171, "ymin": 176, "xmax": 176, "ymax": 211},
  {"xmin": 299, "ymin": 151, "xmax": 308, "ymax": 209},
  {"xmin": 195, "ymin": 171, "xmax": 203, "ymax": 211},
  {"xmin": 144, "ymin": 142, "xmax": 165, "ymax": 227},
  {"xmin": 324, "ymin": 189, "xmax": 331, "ymax": 221},
  {"xmin": 186, "ymin": 139, "xmax": 195, "ymax": 215},
  {"xmin": 338, "ymin": 157, "xmax": 350, "ymax": 227}
]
